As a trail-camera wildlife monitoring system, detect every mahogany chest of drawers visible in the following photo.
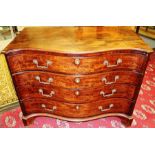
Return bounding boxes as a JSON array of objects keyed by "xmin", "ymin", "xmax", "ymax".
[{"xmin": 3, "ymin": 26, "xmax": 153, "ymax": 126}]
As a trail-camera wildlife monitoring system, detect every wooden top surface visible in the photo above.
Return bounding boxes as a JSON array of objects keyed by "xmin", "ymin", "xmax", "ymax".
[{"xmin": 3, "ymin": 26, "xmax": 153, "ymax": 53}]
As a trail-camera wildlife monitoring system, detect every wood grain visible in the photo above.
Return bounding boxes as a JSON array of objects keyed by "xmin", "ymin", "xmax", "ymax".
[
  {"xmin": 6, "ymin": 50, "xmax": 148, "ymax": 74},
  {"xmin": 22, "ymin": 113, "xmax": 133, "ymax": 126},
  {"xmin": 4, "ymin": 26, "xmax": 152, "ymax": 126},
  {"xmin": 21, "ymin": 98, "xmax": 133, "ymax": 118},
  {"xmin": 15, "ymin": 83, "xmax": 136, "ymax": 103},
  {"xmin": 3, "ymin": 26, "xmax": 153, "ymax": 53},
  {"xmin": 12, "ymin": 70, "xmax": 142, "ymax": 89}
]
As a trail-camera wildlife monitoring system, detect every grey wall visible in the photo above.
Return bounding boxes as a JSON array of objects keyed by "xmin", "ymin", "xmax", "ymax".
[{"xmin": 140, "ymin": 36, "xmax": 155, "ymax": 49}]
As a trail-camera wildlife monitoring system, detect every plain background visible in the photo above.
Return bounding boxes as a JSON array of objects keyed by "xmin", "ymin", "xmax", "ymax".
[{"xmin": 0, "ymin": 0, "xmax": 155, "ymax": 155}]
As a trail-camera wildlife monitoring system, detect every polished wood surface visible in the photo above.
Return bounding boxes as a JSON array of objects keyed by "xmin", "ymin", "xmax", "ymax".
[
  {"xmin": 3, "ymin": 26, "xmax": 153, "ymax": 53},
  {"xmin": 22, "ymin": 98, "xmax": 132, "ymax": 118},
  {"xmin": 13, "ymin": 70, "xmax": 142, "ymax": 89},
  {"xmin": 22, "ymin": 112, "xmax": 133, "ymax": 127},
  {"xmin": 7, "ymin": 49, "xmax": 148, "ymax": 74},
  {"xmin": 4, "ymin": 26, "xmax": 152, "ymax": 126},
  {"xmin": 15, "ymin": 84, "xmax": 136, "ymax": 103}
]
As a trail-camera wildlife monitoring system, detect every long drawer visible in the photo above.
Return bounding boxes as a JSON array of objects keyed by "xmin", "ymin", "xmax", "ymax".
[
  {"xmin": 16, "ymin": 84, "xmax": 136, "ymax": 103},
  {"xmin": 13, "ymin": 70, "xmax": 142, "ymax": 89},
  {"xmin": 21, "ymin": 98, "xmax": 133, "ymax": 118},
  {"xmin": 6, "ymin": 50, "xmax": 147, "ymax": 74}
]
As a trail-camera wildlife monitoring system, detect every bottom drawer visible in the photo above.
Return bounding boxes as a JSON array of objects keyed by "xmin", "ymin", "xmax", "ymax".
[{"xmin": 21, "ymin": 98, "xmax": 133, "ymax": 118}]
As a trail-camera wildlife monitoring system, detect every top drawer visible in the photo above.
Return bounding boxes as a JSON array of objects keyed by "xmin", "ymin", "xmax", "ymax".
[{"xmin": 6, "ymin": 50, "xmax": 148, "ymax": 74}]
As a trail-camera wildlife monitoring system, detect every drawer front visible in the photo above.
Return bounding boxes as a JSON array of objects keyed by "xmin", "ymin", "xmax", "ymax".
[
  {"xmin": 7, "ymin": 50, "xmax": 147, "ymax": 74},
  {"xmin": 16, "ymin": 84, "xmax": 136, "ymax": 103},
  {"xmin": 13, "ymin": 71, "xmax": 142, "ymax": 89},
  {"xmin": 22, "ymin": 98, "xmax": 132, "ymax": 117}
]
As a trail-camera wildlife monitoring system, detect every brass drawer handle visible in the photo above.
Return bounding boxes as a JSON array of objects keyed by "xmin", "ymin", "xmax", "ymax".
[
  {"xmin": 33, "ymin": 59, "xmax": 52, "ymax": 69},
  {"xmin": 35, "ymin": 76, "xmax": 53, "ymax": 85},
  {"xmin": 103, "ymin": 58, "xmax": 122, "ymax": 68},
  {"xmin": 75, "ymin": 105, "xmax": 80, "ymax": 110},
  {"xmin": 39, "ymin": 89, "xmax": 55, "ymax": 97},
  {"xmin": 100, "ymin": 89, "xmax": 116, "ymax": 97},
  {"xmin": 75, "ymin": 90, "xmax": 80, "ymax": 96},
  {"xmin": 74, "ymin": 58, "xmax": 80, "ymax": 65},
  {"xmin": 41, "ymin": 104, "xmax": 56, "ymax": 112},
  {"xmin": 102, "ymin": 75, "xmax": 119, "ymax": 85},
  {"xmin": 98, "ymin": 104, "xmax": 114, "ymax": 112},
  {"xmin": 75, "ymin": 77, "xmax": 80, "ymax": 84}
]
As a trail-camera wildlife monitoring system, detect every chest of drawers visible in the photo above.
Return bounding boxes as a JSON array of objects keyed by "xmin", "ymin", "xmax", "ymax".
[{"xmin": 3, "ymin": 26, "xmax": 153, "ymax": 126}]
